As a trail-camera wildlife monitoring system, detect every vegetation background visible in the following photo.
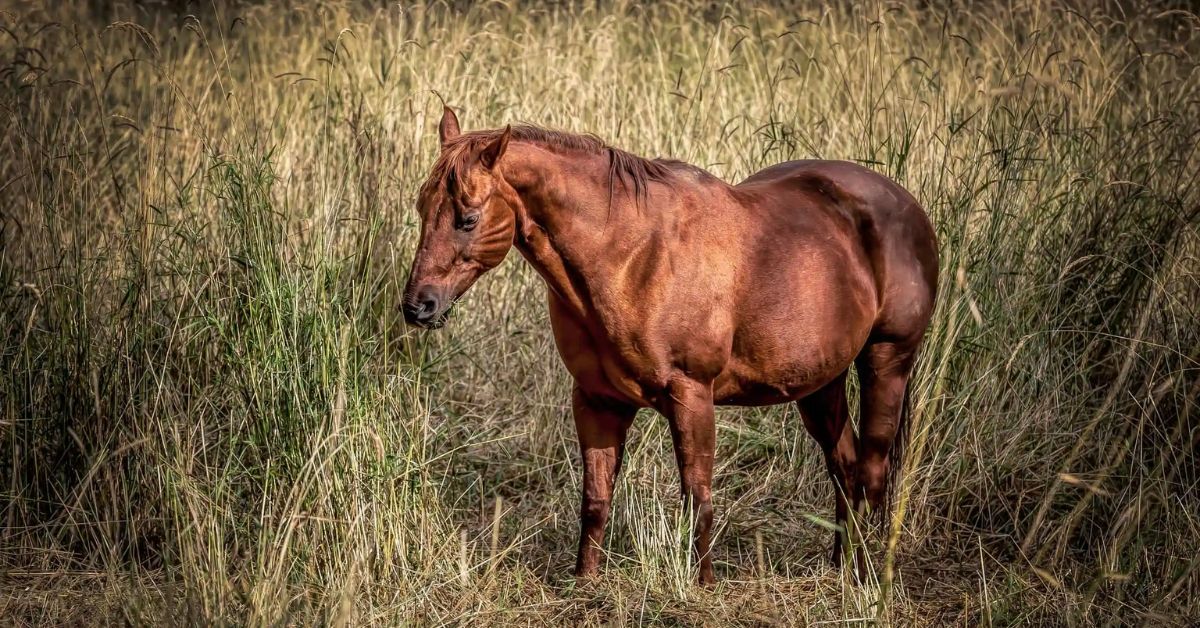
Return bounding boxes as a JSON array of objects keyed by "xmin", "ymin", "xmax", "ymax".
[{"xmin": 1, "ymin": 0, "xmax": 1198, "ymax": 625}]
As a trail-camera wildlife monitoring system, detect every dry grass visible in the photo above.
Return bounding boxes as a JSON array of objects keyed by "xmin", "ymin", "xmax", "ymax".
[{"xmin": 1, "ymin": 1, "xmax": 1198, "ymax": 625}]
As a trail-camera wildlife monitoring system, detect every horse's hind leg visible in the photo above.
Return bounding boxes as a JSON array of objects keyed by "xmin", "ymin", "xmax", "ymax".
[
  {"xmin": 854, "ymin": 339, "xmax": 918, "ymax": 520},
  {"xmin": 797, "ymin": 370, "xmax": 859, "ymax": 567}
]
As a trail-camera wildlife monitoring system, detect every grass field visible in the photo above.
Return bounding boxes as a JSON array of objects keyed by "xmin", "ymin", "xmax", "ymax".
[{"xmin": 2, "ymin": 1, "xmax": 1198, "ymax": 625}]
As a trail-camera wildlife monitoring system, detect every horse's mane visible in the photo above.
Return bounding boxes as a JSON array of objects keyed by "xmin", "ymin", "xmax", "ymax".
[{"xmin": 427, "ymin": 124, "xmax": 681, "ymax": 203}]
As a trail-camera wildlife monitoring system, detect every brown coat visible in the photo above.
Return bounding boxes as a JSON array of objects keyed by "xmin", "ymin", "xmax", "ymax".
[{"xmin": 404, "ymin": 108, "xmax": 938, "ymax": 583}]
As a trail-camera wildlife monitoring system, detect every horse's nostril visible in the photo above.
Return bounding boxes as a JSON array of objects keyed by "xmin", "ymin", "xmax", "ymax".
[
  {"xmin": 418, "ymin": 298, "xmax": 438, "ymax": 319},
  {"xmin": 403, "ymin": 290, "xmax": 442, "ymax": 325}
]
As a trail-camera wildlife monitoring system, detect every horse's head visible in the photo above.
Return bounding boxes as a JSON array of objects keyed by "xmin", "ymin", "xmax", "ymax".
[{"xmin": 403, "ymin": 107, "xmax": 516, "ymax": 328}]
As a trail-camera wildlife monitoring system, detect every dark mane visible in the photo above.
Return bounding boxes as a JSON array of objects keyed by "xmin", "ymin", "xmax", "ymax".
[{"xmin": 426, "ymin": 124, "xmax": 680, "ymax": 203}]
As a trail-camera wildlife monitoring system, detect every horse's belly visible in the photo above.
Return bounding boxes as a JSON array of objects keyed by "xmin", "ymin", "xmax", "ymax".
[
  {"xmin": 713, "ymin": 356, "xmax": 850, "ymax": 406},
  {"xmin": 711, "ymin": 235, "xmax": 878, "ymax": 406},
  {"xmin": 713, "ymin": 314, "xmax": 872, "ymax": 406}
]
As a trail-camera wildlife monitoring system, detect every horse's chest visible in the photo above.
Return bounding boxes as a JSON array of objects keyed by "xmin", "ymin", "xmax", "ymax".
[
  {"xmin": 547, "ymin": 298, "xmax": 667, "ymax": 406},
  {"xmin": 554, "ymin": 337, "xmax": 651, "ymax": 405}
]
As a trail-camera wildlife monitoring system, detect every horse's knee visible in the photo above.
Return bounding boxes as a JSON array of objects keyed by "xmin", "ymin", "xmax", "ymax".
[
  {"xmin": 680, "ymin": 488, "xmax": 714, "ymax": 532},
  {"xmin": 580, "ymin": 498, "xmax": 611, "ymax": 527},
  {"xmin": 682, "ymin": 488, "xmax": 712, "ymax": 511}
]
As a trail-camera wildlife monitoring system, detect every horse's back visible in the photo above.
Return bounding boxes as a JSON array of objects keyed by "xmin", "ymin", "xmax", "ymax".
[{"xmin": 736, "ymin": 159, "xmax": 922, "ymax": 230}]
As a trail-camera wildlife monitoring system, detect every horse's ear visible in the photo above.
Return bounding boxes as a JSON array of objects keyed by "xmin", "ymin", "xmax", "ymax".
[
  {"xmin": 438, "ymin": 106, "xmax": 460, "ymax": 147},
  {"xmin": 479, "ymin": 125, "xmax": 510, "ymax": 170}
]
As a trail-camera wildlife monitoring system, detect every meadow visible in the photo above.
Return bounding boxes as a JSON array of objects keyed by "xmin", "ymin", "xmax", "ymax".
[{"xmin": 1, "ymin": 0, "xmax": 1198, "ymax": 625}]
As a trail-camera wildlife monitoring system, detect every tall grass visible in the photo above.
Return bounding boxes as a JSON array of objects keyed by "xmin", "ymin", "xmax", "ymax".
[{"xmin": 1, "ymin": 1, "xmax": 1197, "ymax": 624}]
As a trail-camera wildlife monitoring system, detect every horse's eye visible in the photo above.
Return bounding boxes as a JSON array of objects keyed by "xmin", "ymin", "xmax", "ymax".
[{"xmin": 458, "ymin": 214, "xmax": 480, "ymax": 231}]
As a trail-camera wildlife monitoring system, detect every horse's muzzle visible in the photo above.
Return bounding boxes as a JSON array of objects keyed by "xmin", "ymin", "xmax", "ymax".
[{"xmin": 402, "ymin": 285, "xmax": 450, "ymax": 328}]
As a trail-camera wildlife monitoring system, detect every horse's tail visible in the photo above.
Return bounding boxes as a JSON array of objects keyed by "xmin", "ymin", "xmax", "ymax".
[{"xmin": 884, "ymin": 379, "xmax": 912, "ymax": 526}]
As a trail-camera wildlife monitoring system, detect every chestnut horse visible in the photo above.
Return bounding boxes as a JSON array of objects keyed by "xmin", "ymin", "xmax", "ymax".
[{"xmin": 403, "ymin": 107, "xmax": 938, "ymax": 584}]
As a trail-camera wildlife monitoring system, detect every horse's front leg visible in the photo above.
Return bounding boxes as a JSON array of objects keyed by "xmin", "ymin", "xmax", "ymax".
[
  {"xmin": 572, "ymin": 386, "xmax": 636, "ymax": 578},
  {"xmin": 660, "ymin": 377, "xmax": 717, "ymax": 585}
]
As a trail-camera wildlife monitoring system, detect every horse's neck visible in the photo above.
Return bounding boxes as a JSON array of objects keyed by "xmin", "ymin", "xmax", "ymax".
[{"xmin": 503, "ymin": 143, "xmax": 658, "ymax": 323}]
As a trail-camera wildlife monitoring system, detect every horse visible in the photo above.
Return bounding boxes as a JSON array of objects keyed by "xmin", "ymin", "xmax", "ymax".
[{"xmin": 402, "ymin": 107, "xmax": 938, "ymax": 584}]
